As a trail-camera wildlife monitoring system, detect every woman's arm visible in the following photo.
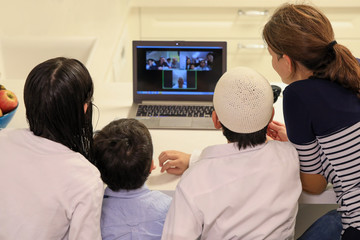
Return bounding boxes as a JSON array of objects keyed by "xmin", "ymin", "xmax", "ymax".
[
  {"xmin": 267, "ymin": 121, "xmax": 328, "ymax": 194},
  {"xmin": 300, "ymin": 172, "xmax": 328, "ymax": 194}
]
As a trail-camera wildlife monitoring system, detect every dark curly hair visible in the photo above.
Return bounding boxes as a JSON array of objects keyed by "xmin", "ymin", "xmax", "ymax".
[{"xmin": 93, "ymin": 118, "xmax": 153, "ymax": 191}]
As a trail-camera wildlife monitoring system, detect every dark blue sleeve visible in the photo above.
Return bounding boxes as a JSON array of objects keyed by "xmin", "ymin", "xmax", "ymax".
[{"xmin": 283, "ymin": 86, "xmax": 316, "ymax": 145}]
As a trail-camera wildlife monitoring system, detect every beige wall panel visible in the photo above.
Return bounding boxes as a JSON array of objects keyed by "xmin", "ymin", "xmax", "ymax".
[
  {"xmin": 323, "ymin": 8, "xmax": 360, "ymax": 38},
  {"xmin": 132, "ymin": 6, "xmax": 360, "ymax": 84},
  {"xmin": 139, "ymin": 7, "xmax": 271, "ymax": 40}
]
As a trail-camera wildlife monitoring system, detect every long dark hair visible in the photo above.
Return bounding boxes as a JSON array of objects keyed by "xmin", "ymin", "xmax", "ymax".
[
  {"xmin": 24, "ymin": 57, "xmax": 94, "ymax": 162},
  {"xmin": 263, "ymin": 3, "xmax": 360, "ymax": 97}
]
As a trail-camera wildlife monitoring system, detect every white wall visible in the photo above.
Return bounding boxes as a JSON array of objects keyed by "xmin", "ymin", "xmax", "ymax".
[
  {"xmin": 0, "ymin": 0, "xmax": 135, "ymax": 128},
  {"xmin": 129, "ymin": 0, "xmax": 360, "ymax": 84},
  {"xmin": 0, "ymin": 0, "xmax": 132, "ymax": 85},
  {"xmin": 2, "ymin": 0, "xmax": 360, "ymax": 129},
  {"xmin": 1, "ymin": 0, "xmax": 360, "ymax": 86}
]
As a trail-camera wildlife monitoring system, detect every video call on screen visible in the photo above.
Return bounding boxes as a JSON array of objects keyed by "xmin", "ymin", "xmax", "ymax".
[{"xmin": 136, "ymin": 46, "xmax": 224, "ymax": 94}]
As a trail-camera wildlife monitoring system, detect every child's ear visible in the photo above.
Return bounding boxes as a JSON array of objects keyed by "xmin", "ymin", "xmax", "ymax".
[
  {"xmin": 212, "ymin": 111, "xmax": 222, "ymax": 129},
  {"xmin": 84, "ymin": 103, "xmax": 88, "ymax": 113},
  {"xmin": 270, "ymin": 107, "xmax": 275, "ymax": 123},
  {"xmin": 267, "ymin": 107, "xmax": 275, "ymax": 134},
  {"xmin": 150, "ymin": 160, "xmax": 156, "ymax": 173}
]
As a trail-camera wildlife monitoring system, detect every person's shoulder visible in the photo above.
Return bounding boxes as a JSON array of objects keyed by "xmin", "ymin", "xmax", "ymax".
[
  {"xmin": 61, "ymin": 153, "xmax": 102, "ymax": 191},
  {"xmin": 150, "ymin": 189, "xmax": 172, "ymax": 202},
  {"xmin": 267, "ymin": 140, "xmax": 295, "ymax": 149},
  {"xmin": 177, "ymin": 159, "xmax": 207, "ymax": 190},
  {"xmin": 285, "ymin": 78, "xmax": 334, "ymax": 93},
  {"xmin": 266, "ymin": 141, "xmax": 298, "ymax": 159},
  {"xmin": 0, "ymin": 128, "xmax": 12, "ymax": 138},
  {"xmin": 65, "ymin": 162, "xmax": 103, "ymax": 203},
  {"xmin": 177, "ymin": 144, "xmax": 230, "ymax": 188},
  {"xmin": 74, "ymin": 156, "xmax": 101, "ymax": 180},
  {"xmin": 283, "ymin": 79, "xmax": 327, "ymax": 104},
  {"xmin": 0, "ymin": 128, "xmax": 28, "ymax": 137},
  {"xmin": 144, "ymin": 190, "xmax": 172, "ymax": 214},
  {"xmin": 285, "ymin": 78, "xmax": 356, "ymax": 103}
]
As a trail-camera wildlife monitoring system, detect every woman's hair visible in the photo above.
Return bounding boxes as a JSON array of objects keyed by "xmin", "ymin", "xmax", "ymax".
[
  {"xmin": 263, "ymin": 3, "xmax": 360, "ymax": 97},
  {"xmin": 24, "ymin": 57, "xmax": 94, "ymax": 161},
  {"xmin": 93, "ymin": 119, "xmax": 153, "ymax": 191},
  {"xmin": 221, "ymin": 123, "xmax": 268, "ymax": 150}
]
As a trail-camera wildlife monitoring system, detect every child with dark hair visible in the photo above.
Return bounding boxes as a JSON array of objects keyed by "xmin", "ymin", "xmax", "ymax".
[
  {"xmin": 93, "ymin": 118, "xmax": 171, "ymax": 240},
  {"xmin": 0, "ymin": 57, "xmax": 103, "ymax": 240},
  {"xmin": 160, "ymin": 67, "xmax": 302, "ymax": 239}
]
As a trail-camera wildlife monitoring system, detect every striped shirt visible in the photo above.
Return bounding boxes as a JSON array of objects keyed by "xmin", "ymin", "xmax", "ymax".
[{"xmin": 283, "ymin": 78, "xmax": 360, "ymax": 231}]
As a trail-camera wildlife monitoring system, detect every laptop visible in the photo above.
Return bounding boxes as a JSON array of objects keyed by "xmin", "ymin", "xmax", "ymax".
[{"xmin": 128, "ymin": 40, "xmax": 227, "ymax": 130}]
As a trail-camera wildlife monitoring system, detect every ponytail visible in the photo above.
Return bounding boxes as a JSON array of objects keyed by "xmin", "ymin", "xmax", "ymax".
[
  {"xmin": 263, "ymin": 3, "xmax": 360, "ymax": 98},
  {"xmin": 326, "ymin": 44, "xmax": 360, "ymax": 97}
]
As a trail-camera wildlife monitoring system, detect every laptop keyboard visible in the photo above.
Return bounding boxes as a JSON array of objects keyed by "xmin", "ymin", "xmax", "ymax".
[{"xmin": 136, "ymin": 105, "xmax": 214, "ymax": 117}]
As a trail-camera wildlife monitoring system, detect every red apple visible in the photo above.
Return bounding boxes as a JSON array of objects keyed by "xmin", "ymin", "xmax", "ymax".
[{"xmin": 0, "ymin": 90, "xmax": 18, "ymax": 114}]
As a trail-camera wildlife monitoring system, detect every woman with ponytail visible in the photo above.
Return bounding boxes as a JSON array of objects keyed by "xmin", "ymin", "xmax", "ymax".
[{"xmin": 263, "ymin": 4, "xmax": 360, "ymax": 239}]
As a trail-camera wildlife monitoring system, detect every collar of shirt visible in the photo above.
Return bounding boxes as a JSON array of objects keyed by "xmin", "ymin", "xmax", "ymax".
[
  {"xmin": 104, "ymin": 184, "xmax": 150, "ymax": 199},
  {"xmin": 199, "ymin": 142, "xmax": 267, "ymax": 160}
]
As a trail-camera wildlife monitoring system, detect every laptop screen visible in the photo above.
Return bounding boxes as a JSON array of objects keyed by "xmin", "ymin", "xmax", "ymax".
[{"xmin": 133, "ymin": 40, "xmax": 227, "ymax": 103}]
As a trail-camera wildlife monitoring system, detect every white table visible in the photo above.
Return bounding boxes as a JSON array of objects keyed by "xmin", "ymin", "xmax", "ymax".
[
  {"xmin": 6, "ymin": 81, "xmax": 337, "ymax": 204},
  {"xmin": 94, "ymin": 82, "xmax": 337, "ymax": 204}
]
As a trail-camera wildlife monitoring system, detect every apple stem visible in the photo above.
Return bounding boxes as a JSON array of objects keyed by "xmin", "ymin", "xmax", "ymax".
[{"xmin": 7, "ymin": 93, "xmax": 14, "ymax": 100}]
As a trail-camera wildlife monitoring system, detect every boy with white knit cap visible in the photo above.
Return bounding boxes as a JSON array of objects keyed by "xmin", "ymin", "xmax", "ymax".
[{"xmin": 161, "ymin": 66, "xmax": 302, "ymax": 240}]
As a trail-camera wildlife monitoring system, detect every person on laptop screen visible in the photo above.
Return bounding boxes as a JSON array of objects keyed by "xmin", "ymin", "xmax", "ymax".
[{"xmin": 159, "ymin": 66, "xmax": 302, "ymax": 239}]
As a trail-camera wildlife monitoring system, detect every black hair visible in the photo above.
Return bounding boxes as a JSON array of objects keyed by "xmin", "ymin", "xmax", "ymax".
[
  {"xmin": 24, "ymin": 57, "xmax": 94, "ymax": 161},
  {"xmin": 93, "ymin": 118, "xmax": 153, "ymax": 191},
  {"xmin": 221, "ymin": 123, "xmax": 268, "ymax": 150}
]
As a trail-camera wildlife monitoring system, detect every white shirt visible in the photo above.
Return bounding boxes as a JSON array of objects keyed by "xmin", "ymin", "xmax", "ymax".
[
  {"xmin": 0, "ymin": 129, "xmax": 104, "ymax": 240},
  {"xmin": 162, "ymin": 141, "xmax": 302, "ymax": 240}
]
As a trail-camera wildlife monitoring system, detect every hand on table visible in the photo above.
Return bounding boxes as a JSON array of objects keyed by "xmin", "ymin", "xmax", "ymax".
[{"xmin": 158, "ymin": 150, "xmax": 191, "ymax": 175}]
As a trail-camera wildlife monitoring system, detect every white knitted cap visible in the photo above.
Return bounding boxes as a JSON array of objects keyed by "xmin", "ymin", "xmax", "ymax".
[{"xmin": 213, "ymin": 66, "xmax": 273, "ymax": 133}]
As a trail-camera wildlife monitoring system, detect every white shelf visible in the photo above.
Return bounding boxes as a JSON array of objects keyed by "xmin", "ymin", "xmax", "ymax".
[{"xmin": 131, "ymin": 0, "xmax": 360, "ymax": 8}]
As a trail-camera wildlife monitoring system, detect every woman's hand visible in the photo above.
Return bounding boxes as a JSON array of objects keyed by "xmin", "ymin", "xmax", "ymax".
[{"xmin": 267, "ymin": 120, "xmax": 289, "ymax": 142}]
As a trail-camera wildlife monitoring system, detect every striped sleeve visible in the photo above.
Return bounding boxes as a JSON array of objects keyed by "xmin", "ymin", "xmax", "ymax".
[
  {"xmin": 318, "ymin": 123, "xmax": 360, "ymax": 190},
  {"xmin": 292, "ymin": 140, "xmax": 324, "ymax": 175}
]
